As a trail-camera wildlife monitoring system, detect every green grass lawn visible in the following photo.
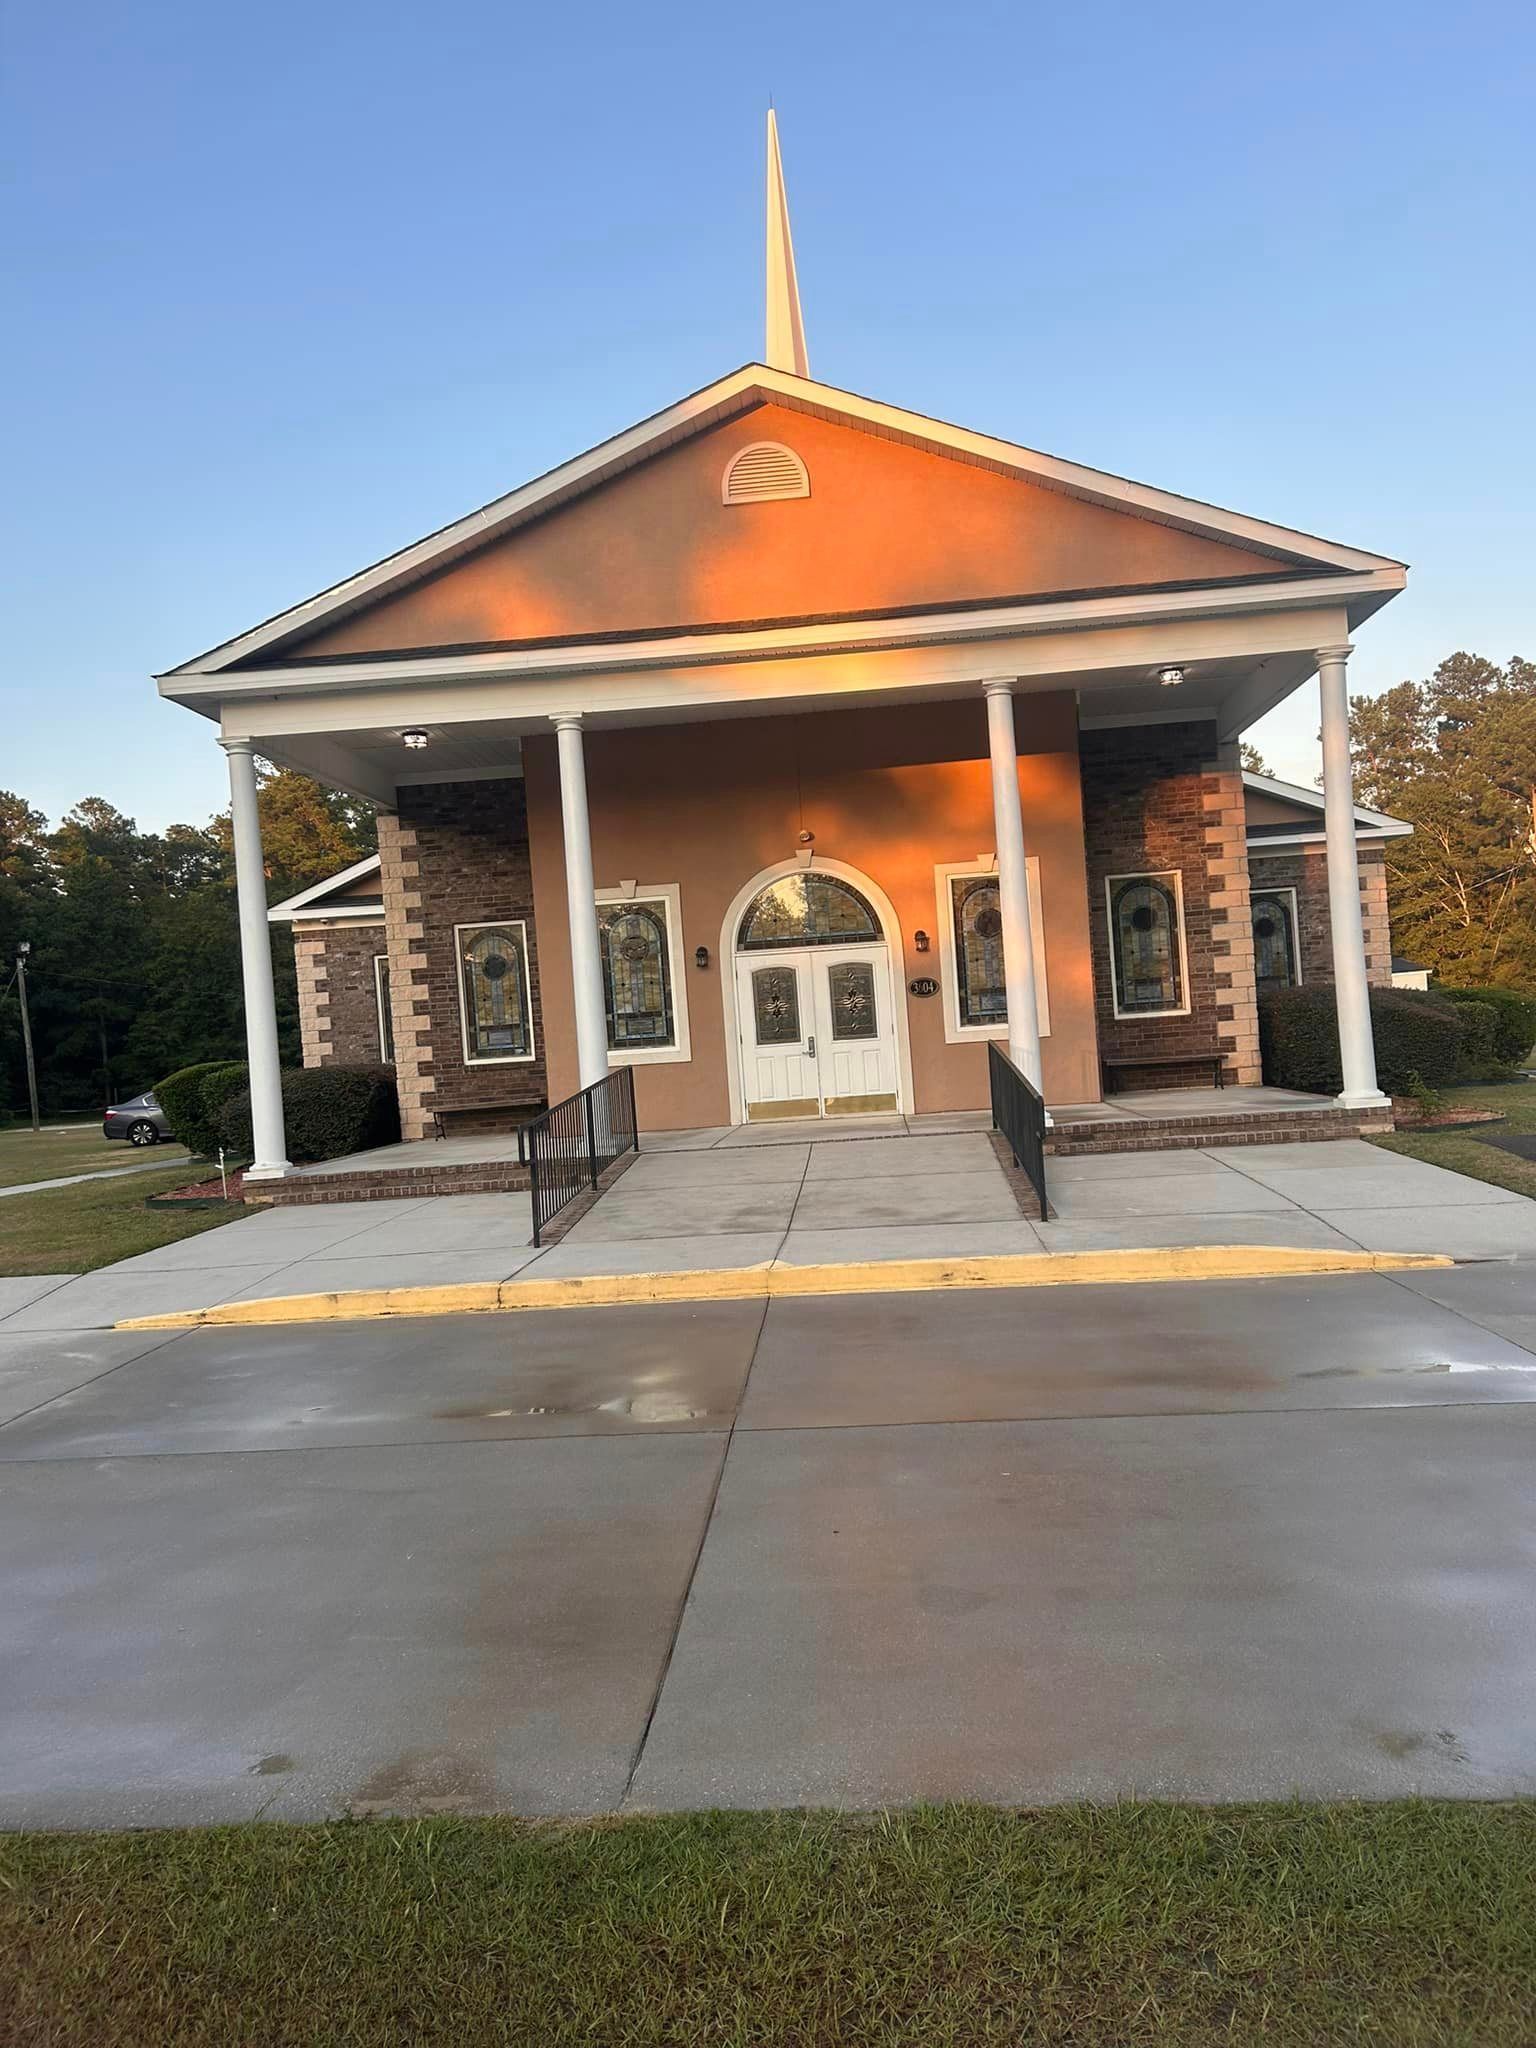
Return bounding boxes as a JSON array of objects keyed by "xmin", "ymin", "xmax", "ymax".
[
  {"xmin": 2, "ymin": 1805, "xmax": 1532, "ymax": 2046},
  {"xmin": 0, "ymin": 1118, "xmax": 189, "ymax": 1191},
  {"xmin": 1370, "ymin": 1078, "xmax": 1536, "ymax": 1202},
  {"xmin": 0, "ymin": 1163, "xmax": 238, "ymax": 1276}
]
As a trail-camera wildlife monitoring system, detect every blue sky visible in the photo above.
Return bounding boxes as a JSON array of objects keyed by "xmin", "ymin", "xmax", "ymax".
[{"xmin": 4, "ymin": 0, "xmax": 1532, "ymax": 830}]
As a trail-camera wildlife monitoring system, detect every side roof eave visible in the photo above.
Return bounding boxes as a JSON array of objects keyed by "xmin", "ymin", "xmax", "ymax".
[
  {"xmin": 161, "ymin": 365, "xmax": 1408, "ymax": 681},
  {"xmin": 266, "ymin": 852, "xmax": 382, "ymax": 920},
  {"xmin": 1243, "ymin": 769, "xmax": 1412, "ymax": 838}
]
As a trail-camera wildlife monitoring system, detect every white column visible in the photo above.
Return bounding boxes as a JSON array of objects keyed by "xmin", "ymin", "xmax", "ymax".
[
  {"xmin": 551, "ymin": 713, "xmax": 610, "ymax": 1090},
  {"xmin": 1318, "ymin": 644, "xmax": 1390, "ymax": 1108},
  {"xmin": 983, "ymin": 680, "xmax": 1048, "ymax": 1110},
  {"xmin": 220, "ymin": 738, "xmax": 291, "ymax": 1178}
]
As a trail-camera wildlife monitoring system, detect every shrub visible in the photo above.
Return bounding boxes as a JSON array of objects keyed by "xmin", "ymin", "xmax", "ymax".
[
  {"xmin": 217, "ymin": 1064, "xmax": 400, "ymax": 1165},
  {"xmin": 1445, "ymin": 999, "xmax": 1502, "ymax": 1076},
  {"xmin": 156, "ymin": 1061, "xmax": 250, "ymax": 1156},
  {"xmin": 1438, "ymin": 986, "xmax": 1536, "ymax": 1067},
  {"xmin": 1259, "ymin": 985, "xmax": 1467, "ymax": 1096}
]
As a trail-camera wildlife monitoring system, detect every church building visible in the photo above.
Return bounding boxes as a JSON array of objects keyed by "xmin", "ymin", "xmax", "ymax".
[{"xmin": 160, "ymin": 115, "xmax": 1408, "ymax": 1177}]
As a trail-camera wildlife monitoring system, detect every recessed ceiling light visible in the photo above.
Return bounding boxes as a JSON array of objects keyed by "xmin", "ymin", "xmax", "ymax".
[
  {"xmin": 1157, "ymin": 665, "xmax": 1185, "ymax": 688},
  {"xmin": 400, "ymin": 728, "xmax": 430, "ymax": 750}
]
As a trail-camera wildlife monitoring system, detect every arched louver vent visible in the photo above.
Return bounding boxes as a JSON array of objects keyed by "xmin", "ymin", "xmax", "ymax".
[{"xmin": 721, "ymin": 441, "xmax": 811, "ymax": 505}]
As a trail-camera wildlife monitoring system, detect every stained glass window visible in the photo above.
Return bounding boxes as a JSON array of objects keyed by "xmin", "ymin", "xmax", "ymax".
[
  {"xmin": 1110, "ymin": 876, "xmax": 1184, "ymax": 1015},
  {"xmin": 951, "ymin": 877, "xmax": 1007, "ymax": 1027},
  {"xmin": 458, "ymin": 923, "xmax": 532, "ymax": 1060},
  {"xmin": 828, "ymin": 960, "xmax": 877, "ymax": 1040},
  {"xmin": 598, "ymin": 901, "xmax": 674, "ymax": 1050},
  {"xmin": 1252, "ymin": 890, "xmax": 1298, "ymax": 993},
  {"xmin": 737, "ymin": 872, "xmax": 881, "ymax": 950},
  {"xmin": 751, "ymin": 967, "xmax": 801, "ymax": 1044}
]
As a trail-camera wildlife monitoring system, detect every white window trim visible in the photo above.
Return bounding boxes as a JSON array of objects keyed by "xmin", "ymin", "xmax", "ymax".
[
  {"xmin": 594, "ymin": 883, "xmax": 692, "ymax": 1067},
  {"xmin": 453, "ymin": 919, "xmax": 537, "ymax": 1065},
  {"xmin": 373, "ymin": 953, "xmax": 395, "ymax": 1065},
  {"xmin": 934, "ymin": 857, "xmax": 1050, "ymax": 1045},
  {"xmin": 1251, "ymin": 884, "xmax": 1303, "ymax": 988},
  {"xmin": 1105, "ymin": 870, "xmax": 1192, "ymax": 1021}
]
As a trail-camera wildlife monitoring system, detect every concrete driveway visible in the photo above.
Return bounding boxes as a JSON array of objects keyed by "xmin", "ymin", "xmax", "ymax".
[{"xmin": 3, "ymin": 1259, "xmax": 1536, "ymax": 1825}]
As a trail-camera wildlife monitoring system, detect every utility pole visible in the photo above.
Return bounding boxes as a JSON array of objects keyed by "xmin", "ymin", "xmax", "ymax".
[{"xmin": 14, "ymin": 942, "xmax": 40, "ymax": 1134}]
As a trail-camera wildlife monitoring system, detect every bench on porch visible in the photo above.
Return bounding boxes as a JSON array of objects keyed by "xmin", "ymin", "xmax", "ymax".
[
  {"xmin": 431, "ymin": 1099, "xmax": 537, "ymax": 1157},
  {"xmin": 1100, "ymin": 1051, "xmax": 1229, "ymax": 1094}
]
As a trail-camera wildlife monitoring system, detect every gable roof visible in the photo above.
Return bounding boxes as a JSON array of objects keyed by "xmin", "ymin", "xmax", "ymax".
[
  {"xmin": 165, "ymin": 364, "xmax": 1405, "ymax": 679},
  {"xmin": 266, "ymin": 853, "xmax": 384, "ymax": 922},
  {"xmin": 1243, "ymin": 770, "xmax": 1412, "ymax": 846}
]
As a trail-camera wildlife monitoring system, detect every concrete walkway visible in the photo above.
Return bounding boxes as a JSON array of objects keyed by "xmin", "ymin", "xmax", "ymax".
[
  {"xmin": 3, "ymin": 1265, "xmax": 1536, "ymax": 1825},
  {"xmin": 0, "ymin": 1151, "xmax": 191, "ymax": 1200},
  {"xmin": 5, "ymin": 1125, "xmax": 1536, "ymax": 1332}
]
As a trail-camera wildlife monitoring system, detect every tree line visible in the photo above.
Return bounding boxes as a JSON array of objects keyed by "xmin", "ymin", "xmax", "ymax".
[
  {"xmin": 0, "ymin": 769, "xmax": 375, "ymax": 1117},
  {"xmin": 2, "ymin": 651, "xmax": 1531, "ymax": 1118}
]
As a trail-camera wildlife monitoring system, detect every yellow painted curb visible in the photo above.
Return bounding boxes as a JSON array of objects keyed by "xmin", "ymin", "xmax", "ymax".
[{"xmin": 115, "ymin": 1245, "xmax": 1453, "ymax": 1331}]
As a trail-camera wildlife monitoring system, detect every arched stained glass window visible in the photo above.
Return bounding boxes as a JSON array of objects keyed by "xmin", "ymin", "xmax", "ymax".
[
  {"xmin": 458, "ymin": 922, "xmax": 532, "ymax": 1060},
  {"xmin": 951, "ymin": 876, "xmax": 1007, "ymax": 1028},
  {"xmin": 737, "ymin": 872, "xmax": 881, "ymax": 951},
  {"xmin": 598, "ymin": 901, "xmax": 675, "ymax": 1051},
  {"xmin": 1109, "ymin": 875, "xmax": 1184, "ymax": 1016},
  {"xmin": 1252, "ymin": 890, "xmax": 1299, "ymax": 993}
]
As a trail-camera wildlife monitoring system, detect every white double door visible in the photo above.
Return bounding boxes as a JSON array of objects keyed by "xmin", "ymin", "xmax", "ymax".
[{"xmin": 735, "ymin": 944, "xmax": 900, "ymax": 1119}]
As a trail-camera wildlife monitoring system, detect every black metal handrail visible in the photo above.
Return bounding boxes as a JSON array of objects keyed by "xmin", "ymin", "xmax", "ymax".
[
  {"xmin": 988, "ymin": 1041, "xmax": 1048, "ymax": 1217},
  {"xmin": 527, "ymin": 1065, "xmax": 639, "ymax": 1245}
]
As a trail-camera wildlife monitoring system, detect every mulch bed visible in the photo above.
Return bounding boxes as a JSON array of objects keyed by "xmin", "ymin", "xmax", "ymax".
[
  {"xmin": 1389, "ymin": 1103, "xmax": 1507, "ymax": 1132},
  {"xmin": 144, "ymin": 1168, "xmax": 252, "ymax": 1210}
]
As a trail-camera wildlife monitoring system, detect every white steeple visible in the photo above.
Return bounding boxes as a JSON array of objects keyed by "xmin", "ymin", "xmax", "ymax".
[{"xmin": 764, "ymin": 107, "xmax": 810, "ymax": 377}]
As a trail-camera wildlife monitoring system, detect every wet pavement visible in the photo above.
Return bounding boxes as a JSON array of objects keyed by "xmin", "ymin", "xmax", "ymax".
[{"xmin": 3, "ymin": 1262, "xmax": 1536, "ymax": 1824}]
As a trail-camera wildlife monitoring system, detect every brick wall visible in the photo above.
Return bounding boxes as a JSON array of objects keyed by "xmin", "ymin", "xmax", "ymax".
[
  {"xmin": 290, "ymin": 921, "xmax": 387, "ymax": 1067},
  {"xmin": 1247, "ymin": 842, "xmax": 1393, "ymax": 988},
  {"xmin": 1080, "ymin": 720, "xmax": 1261, "ymax": 1087},
  {"xmin": 379, "ymin": 779, "xmax": 547, "ymax": 1139}
]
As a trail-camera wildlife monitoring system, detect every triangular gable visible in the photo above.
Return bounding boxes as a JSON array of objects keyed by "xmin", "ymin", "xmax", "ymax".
[
  {"xmin": 1243, "ymin": 771, "xmax": 1411, "ymax": 841},
  {"xmin": 170, "ymin": 365, "xmax": 1404, "ymax": 676}
]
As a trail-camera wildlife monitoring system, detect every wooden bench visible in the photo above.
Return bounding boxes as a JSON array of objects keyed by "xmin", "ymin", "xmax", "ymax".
[
  {"xmin": 1100, "ymin": 1052, "xmax": 1229, "ymax": 1095},
  {"xmin": 431, "ymin": 1100, "xmax": 537, "ymax": 1158}
]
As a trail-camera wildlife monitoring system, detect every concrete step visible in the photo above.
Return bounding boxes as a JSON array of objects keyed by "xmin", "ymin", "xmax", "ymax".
[{"xmin": 1046, "ymin": 1107, "xmax": 1392, "ymax": 1157}]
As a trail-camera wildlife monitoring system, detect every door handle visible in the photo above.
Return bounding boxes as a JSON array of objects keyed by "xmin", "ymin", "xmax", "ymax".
[{"xmin": 807, "ymin": 1035, "xmax": 816, "ymax": 1058}]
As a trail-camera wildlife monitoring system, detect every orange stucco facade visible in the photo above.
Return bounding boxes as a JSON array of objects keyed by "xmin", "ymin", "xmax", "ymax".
[
  {"xmin": 524, "ymin": 695, "xmax": 1099, "ymax": 1128},
  {"xmin": 289, "ymin": 402, "xmax": 1294, "ymax": 660}
]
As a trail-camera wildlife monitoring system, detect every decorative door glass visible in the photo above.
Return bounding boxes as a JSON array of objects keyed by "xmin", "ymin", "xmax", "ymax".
[
  {"xmin": 751, "ymin": 966, "xmax": 802, "ymax": 1045},
  {"xmin": 828, "ymin": 960, "xmax": 877, "ymax": 1039}
]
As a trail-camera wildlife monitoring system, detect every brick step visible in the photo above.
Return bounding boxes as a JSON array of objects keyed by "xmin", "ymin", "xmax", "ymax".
[
  {"xmin": 257, "ymin": 1163, "xmax": 532, "ymax": 1205},
  {"xmin": 1047, "ymin": 1110, "xmax": 1392, "ymax": 1157}
]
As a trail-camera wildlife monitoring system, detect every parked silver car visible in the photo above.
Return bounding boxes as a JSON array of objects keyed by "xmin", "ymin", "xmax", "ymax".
[{"xmin": 103, "ymin": 1092, "xmax": 173, "ymax": 1146}]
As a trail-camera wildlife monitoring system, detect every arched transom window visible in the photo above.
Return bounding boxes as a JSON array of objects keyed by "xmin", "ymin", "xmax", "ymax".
[{"xmin": 737, "ymin": 872, "xmax": 882, "ymax": 951}]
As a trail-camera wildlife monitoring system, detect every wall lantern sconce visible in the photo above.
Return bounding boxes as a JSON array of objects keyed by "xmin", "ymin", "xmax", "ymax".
[
  {"xmin": 694, "ymin": 945, "xmax": 710, "ymax": 970},
  {"xmin": 1156, "ymin": 666, "xmax": 1185, "ymax": 689},
  {"xmin": 797, "ymin": 828, "xmax": 815, "ymax": 846},
  {"xmin": 400, "ymin": 728, "xmax": 431, "ymax": 750},
  {"xmin": 913, "ymin": 930, "xmax": 931, "ymax": 953}
]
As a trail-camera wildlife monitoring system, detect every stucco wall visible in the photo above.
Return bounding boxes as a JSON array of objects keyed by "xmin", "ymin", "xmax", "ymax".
[
  {"xmin": 524, "ymin": 695, "xmax": 1099, "ymax": 1127},
  {"xmin": 290, "ymin": 403, "xmax": 1295, "ymax": 661}
]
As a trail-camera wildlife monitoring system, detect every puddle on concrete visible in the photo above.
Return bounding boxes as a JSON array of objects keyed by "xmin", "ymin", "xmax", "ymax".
[
  {"xmin": 248, "ymin": 1753, "xmax": 295, "ymax": 1776},
  {"xmin": 350, "ymin": 1751, "xmax": 493, "ymax": 1817},
  {"xmin": 435, "ymin": 1391, "xmax": 707, "ymax": 1423}
]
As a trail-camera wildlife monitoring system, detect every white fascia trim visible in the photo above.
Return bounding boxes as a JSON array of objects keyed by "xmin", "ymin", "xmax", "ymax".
[
  {"xmin": 161, "ymin": 364, "xmax": 1404, "ymax": 680},
  {"xmin": 1247, "ymin": 826, "xmax": 1410, "ymax": 850},
  {"xmin": 164, "ymin": 567, "xmax": 1407, "ymax": 707},
  {"xmin": 265, "ymin": 853, "xmax": 382, "ymax": 918},
  {"xmin": 269, "ymin": 903, "xmax": 385, "ymax": 925}
]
